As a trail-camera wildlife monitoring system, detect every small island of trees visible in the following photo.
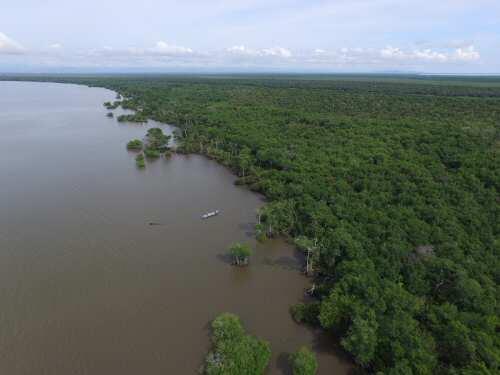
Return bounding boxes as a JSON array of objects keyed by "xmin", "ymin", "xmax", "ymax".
[
  {"xmin": 228, "ymin": 242, "xmax": 252, "ymax": 266},
  {"xmin": 204, "ymin": 313, "xmax": 271, "ymax": 375},
  {"xmin": 135, "ymin": 153, "xmax": 145, "ymax": 168},
  {"xmin": 204, "ymin": 313, "xmax": 318, "ymax": 375},
  {"xmin": 103, "ymin": 101, "xmax": 121, "ymax": 110},
  {"xmin": 146, "ymin": 127, "xmax": 171, "ymax": 152},
  {"xmin": 126, "ymin": 127, "xmax": 172, "ymax": 168},
  {"xmin": 290, "ymin": 346, "xmax": 318, "ymax": 375},
  {"xmin": 126, "ymin": 139, "xmax": 143, "ymax": 150}
]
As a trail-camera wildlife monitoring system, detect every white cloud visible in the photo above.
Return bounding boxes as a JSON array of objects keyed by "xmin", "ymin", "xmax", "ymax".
[
  {"xmin": 0, "ymin": 32, "xmax": 25, "ymax": 54},
  {"xmin": 413, "ymin": 49, "xmax": 448, "ymax": 62},
  {"xmin": 454, "ymin": 45, "xmax": 480, "ymax": 61},
  {"xmin": 380, "ymin": 45, "xmax": 480, "ymax": 63},
  {"xmin": 226, "ymin": 45, "xmax": 292, "ymax": 58},
  {"xmin": 150, "ymin": 41, "xmax": 194, "ymax": 56},
  {"xmin": 380, "ymin": 46, "xmax": 406, "ymax": 59},
  {"xmin": 226, "ymin": 45, "xmax": 256, "ymax": 55},
  {"xmin": 83, "ymin": 41, "xmax": 196, "ymax": 59},
  {"xmin": 0, "ymin": 37, "xmax": 482, "ymax": 72},
  {"xmin": 261, "ymin": 47, "xmax": 292, "ymax": 58}
]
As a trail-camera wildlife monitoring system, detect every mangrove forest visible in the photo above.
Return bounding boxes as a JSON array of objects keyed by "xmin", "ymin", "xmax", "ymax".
[{"xmin": 3, "ymin": 74, "xmax": 499, "ymax": 375}]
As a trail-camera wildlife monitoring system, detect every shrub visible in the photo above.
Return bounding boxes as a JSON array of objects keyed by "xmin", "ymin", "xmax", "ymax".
[
  {"xmin": 144, "ymin": 147, "xmax": 160, "ymax": 158},
  {"xmin": 229, "ymin": 243, "xmax": 252, "ymax": 266},
  {"xmin": 290, "ymin": 302, "xmax": 321, "ymax": 325},
  {"xmin": 135, "ymin": 153, "xmax": 145, "ymax": 168},
  {"xmin": 290, "ymin": 347, "xmax": 318, "ymax": 375},
  {"xmin": 126, "ymin": 139, "xmax": 143, "ymax": 150},
  {"xmin": 205, "ymin": 313, "xmax": 271, "ymax": 375}
]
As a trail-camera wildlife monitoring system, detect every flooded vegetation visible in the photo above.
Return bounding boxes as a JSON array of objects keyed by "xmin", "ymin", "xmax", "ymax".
[{"xmin": 0, "ymin": 81, "xmax": 352, "ymax": 374}]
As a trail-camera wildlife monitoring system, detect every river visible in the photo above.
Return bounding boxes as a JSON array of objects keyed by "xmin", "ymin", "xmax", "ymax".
[{"xmin": 0, "ymin": 81, "xmax": 351, "ymax": 374}]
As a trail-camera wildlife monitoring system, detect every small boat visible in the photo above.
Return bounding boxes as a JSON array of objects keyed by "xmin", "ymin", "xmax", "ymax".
[{"xmin": 201, "ymin": 210, "xmax": 220, "ymax": 219}]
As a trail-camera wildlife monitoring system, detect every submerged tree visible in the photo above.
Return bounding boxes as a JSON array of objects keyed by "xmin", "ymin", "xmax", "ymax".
[
  {"xmin": 290, "ymin": 346, "xmax": 318, "ymax": 375},
  {"xmin": 144, "ymin": 147, "xmax": 161, "ymax": 158},
  {"xmin": 258, "ymin": 200, "xmax": 297, "ymax": 238},
  {"xmin": 127, "ymin": 139, "xmax": 143, "ymax": 150},
  {"xmin": 229, "ymin": 243, "xmax": 252, "ymax": 266},
  {"xmin": 127, "ymin": 128, "xmax": 172, "ymax": 167},
  {"xmin": 103, "ymin": 101, "xmax": 121, "ymax": 110},
  {"xmin": 238, "ymin": 146, "xmax": 253, "ymax": 177},
  {"xmin": 205, "ymin": 313, "xmax": 271, "ymax": 375},
  {"xmin": 135, "ymin": 153, "xmax": 145, "ymax": 168},
  {"xmin": 294, "ymin": 236, "xmax": 319, "ymax": 276},
  {"xmin": 147, "ymin": 127, "xmax": 171, "ymax": 150}
]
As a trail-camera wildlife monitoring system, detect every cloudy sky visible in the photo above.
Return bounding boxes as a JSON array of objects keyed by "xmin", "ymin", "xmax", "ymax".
[{"xmin": 1, "ymin": 0, "xmax": 499, "ymax": 73}]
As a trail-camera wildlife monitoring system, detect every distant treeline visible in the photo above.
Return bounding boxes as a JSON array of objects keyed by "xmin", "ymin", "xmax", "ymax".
[{"xmin": 4, "ymin": 74, "xmax": 499, "ymax": 375}]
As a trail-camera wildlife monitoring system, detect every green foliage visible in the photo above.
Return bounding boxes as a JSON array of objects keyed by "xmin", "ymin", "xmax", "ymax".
[
  {"xmin": 341, "ymin": 312, "xmax": 378, "ymax": 366},
  {"xmin": 146, "ymin": 127, "xmax": 171, "ymax": 150},
  {"xmin": 126, "ymin": 139, "xmax": 143, "ymax": 150},
  {"xmin": 290, "ymin": 346, "xmax": 318, "ymax": 375},
  {"xmin": 294, "ymin": 236, "xmax": 319, "ymax": 275},
  {"xmin": 103, "ymin": 100, "xmax": 120, "ymax": 109},
  {"xmin": 259, "ymin": 200, "xmax": 296, "ymax": 237},
  {"xmin": 143, "ymin": 146, "xmax": 160, "ymax": 158},
  {"xmin": 290, "ymin": 302, "xmax": 320, "ymax": 325},
  {"xmin": 129, "ymin": 127, "xmax": 172, "ymax": 165},
  {"xmin": 229, "ymin": 243, "xmax": 252, "ymax": 266},
  {"xmin": 117, "ymin": 113, "xmax": 148, "ymax": 123},
  {"xmin": 135, "ymin": 153, "xmax": 145, "ymax": 168},
  {"xmin": 12, "ymin": 74, "xmax": 500, "ymax": 374},
  {"xmin": 294, "ymin": 236, "xmax": 316, "ymax": 252},
  {"xmin": 205, "ymin": 313, "xmax": 271, "ymax": 375}
]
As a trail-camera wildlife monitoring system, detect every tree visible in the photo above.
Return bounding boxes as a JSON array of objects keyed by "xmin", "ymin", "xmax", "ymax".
[
  {"xmin": 294, "ymin": 236, "xmax": 319, "ymax": 276},
  {"xmin": 290, "ymin": 346, "xmax": 318, "ymax": 375},
  {"xmin": 259, "ymin": 200, "xmax": 296, "ymax": 237},
  {"xmin": 341, "ymin": 313, "xmax": 378, "ymax": 367},
  {"xmin": 127, "ymin": 139, "xmax": 143, "ymax": 150},
  {"xmin": 135, "ymin": 153, "xmax": 145, "ymax": 168},
  {"xmin": 229, "ymin": 243, "xmax": 252, "ymax": 266},
  {"xmin": 238, "ymin": 147, "xmax": 253, "ymax": 177},
  {"xmin": 144, "ymin": 147, "xmax": 161, "ymax": 158},
  {"xmin": 205, "ymin": 313, "xmax": 271, "ymax": 375},
  {"xmin": 146, "ymin": 127, "xmax": 171, "ymax": 150}
]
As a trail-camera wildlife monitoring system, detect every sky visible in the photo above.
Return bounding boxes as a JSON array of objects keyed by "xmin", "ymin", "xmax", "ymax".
[{"xmin": 1, "ymin": 0, "xmax": 499, "ymax": 73}]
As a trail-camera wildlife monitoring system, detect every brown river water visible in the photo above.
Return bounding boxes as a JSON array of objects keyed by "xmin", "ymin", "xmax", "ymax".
[{"xmin": 0, "ymin": 82, "xmax": 352, "ymax": 375}]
